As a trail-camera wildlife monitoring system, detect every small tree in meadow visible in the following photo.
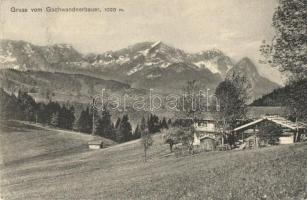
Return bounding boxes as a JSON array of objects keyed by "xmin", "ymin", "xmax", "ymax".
[
  {"xmin": 163, "ymin": 127, "xmax": 180, "ymax": 153},
  {"xmin": 50, "ymin": 112, "xmax": 59, "ymax": 127},
  {"xmin": 141, "ymin": 128, "xmax": 153, "ymax": 162}
]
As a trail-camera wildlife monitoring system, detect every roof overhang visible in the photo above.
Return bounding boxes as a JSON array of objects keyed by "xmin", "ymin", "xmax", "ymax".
[{"xmin": 233, "ymin": 116, "xmax": 306, "ymax": 132}]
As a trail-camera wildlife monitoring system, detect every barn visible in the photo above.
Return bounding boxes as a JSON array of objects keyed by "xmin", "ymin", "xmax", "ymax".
[{"xmin": 233, "ymin": 115, "xmax": 307, "ymax": 147}]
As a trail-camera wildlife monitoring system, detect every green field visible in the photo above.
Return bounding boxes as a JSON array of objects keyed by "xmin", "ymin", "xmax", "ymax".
[{"xmin": 0, "ymin": 121, "xmax": 306, "ymax": 200}]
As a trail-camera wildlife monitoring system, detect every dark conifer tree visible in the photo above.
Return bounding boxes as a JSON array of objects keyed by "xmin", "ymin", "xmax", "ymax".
[
  {"xmin": 96, "ymin": 107, "xmax": 114, "ymax": 139},
  {"xmin": 17, "ymin": 90, "xmax": 37, "ymax": 121},
  {"xmin": 58, "ymin": 105, "xmax": 67, "ymax": 129},
  {"xmin": 77, "ymin": 107, "xmax": 92, "ymax": 134},
  {"xmin": 161, "ymin": 117, "xmax": 168, "ymax": 129},
  {"xmin": 133, "ymin": 124, "xmax": 141, "ymax": 139},
  {"xmin": 148, "ymin": 114, "xmax": 160, "ymax": 133},
  {"xmin": 67, "ymin": 106, "xmax": 75, "ymax": 130},
  {"xmin": 115, "ymin": 117, "xmax": 121, "ymax": 129},
  {"xmin": 167, "ymin": 118, "xmax": 172, "ymax": 126},
  {"xmin": 0, "ymin": 88, "xmax": 20, "ymax": 119},
  {"xmin": 118, "ymin": 114, "xmax": 132, "ymax": 142},
  {"xmin": 140, "ymin": 116, "xmax": 147, "ymax": 132},
  {"xmin": 45, "ymin": 101, "xmax": 61, "ymax": 125},
  {"xmin": 50, "ymin": 112, "xmax": 59, "ymax": 127},
  {"xmin": 36, "ymin": 102, "xmax": 48, "ymax": 124}
]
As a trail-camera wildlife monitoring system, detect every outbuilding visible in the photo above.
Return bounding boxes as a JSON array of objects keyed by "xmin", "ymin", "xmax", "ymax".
[{"xmin": 88, "ymin": 140, "xmax": 103, "ymax": 149}]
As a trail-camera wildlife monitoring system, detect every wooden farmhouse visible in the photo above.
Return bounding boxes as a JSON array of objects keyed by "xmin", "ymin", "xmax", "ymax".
[
  {"xmin": 191, "ymin": 114, "xmax": 306, "ymax": 151},
  {"xmin": 233, "ymin": 115, "xmax": 307, "ymax": 148},
  {"xmin": 177, "ymin": 107, "xmax": 306, "ymax": 153}
]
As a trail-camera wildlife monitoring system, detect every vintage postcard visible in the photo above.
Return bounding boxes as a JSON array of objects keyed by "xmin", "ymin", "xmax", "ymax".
[{"xmin": 0, "ymin": 0, "xmax": 306, "ymax": 199}]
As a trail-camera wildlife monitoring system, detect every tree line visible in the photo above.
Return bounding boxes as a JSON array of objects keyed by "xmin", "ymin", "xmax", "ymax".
[
  {"xmin": 0, "ymin": 88, "xmax": 172, "ymax": 143},
  {"xmin": 0, "ymin": 89, "xmax": 75, "ymax": 129},
  {"xmin": 260, "ymin": 0, "xmax": 306, "ymax": 122},
  {"xmin": 76, "ymin": 108, "xmax": 171, "ymax": 143}
]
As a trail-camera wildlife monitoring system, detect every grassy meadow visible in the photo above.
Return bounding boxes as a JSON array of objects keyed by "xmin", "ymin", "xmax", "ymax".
[{"xmin": 0, "ymin": 120, "xmax": 306, "ymax": 200}]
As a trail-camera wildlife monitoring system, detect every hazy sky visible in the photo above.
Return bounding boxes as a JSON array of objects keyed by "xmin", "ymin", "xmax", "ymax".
[{"xmin": 0, "ymin": 0, "xmax": 284, "ymax": 84}]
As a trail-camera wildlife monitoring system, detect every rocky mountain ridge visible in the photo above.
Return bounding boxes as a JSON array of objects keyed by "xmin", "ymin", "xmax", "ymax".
[{"xmin": 0, "ymin": 39, "xmax": 279, "ymax": 99}]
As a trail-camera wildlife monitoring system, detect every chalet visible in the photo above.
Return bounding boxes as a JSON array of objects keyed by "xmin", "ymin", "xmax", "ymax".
[
  {"xmin": 88, "ymin": 140, "xmax": 103, "ymax": 149},
  {"xmin": 233, "ymin": 115, "xmax": 307, "ymax": 148},
  {"xmin": 193, "ymin": 119, "xmax": 221, "ymax": 151},
  {"xmin": 176, "ymin": 106, "xmax": 305, "ymax": 152}
]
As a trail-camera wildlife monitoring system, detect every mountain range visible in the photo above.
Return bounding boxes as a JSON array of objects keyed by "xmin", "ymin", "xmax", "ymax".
[{"xmin": 0, "ymin": 39, "xmax": 279, "ymax": 102}]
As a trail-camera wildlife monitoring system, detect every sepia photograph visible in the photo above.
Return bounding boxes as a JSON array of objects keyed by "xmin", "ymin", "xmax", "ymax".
[{"xmin": 0, "ymin": 0, "xmax": 306, "ymax": 199}]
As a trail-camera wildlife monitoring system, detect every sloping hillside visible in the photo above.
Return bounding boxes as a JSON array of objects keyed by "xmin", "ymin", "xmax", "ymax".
[
  {"xmin": 252, "ymin": 79, "xmax": 307, "ymax": 106},
  {"xmin": 0, "ymin": 120, "xmax": 306, "ymax": 200},
  {"xmin": 0, "ymin": 120, "xmax": 116, "ymax": 166},
  {"xmin": 0, "ymin": 69, "xmax": 145, "ymax": 103}
]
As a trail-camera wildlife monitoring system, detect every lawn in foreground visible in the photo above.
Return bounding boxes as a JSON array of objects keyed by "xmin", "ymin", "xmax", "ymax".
[{"xmin": 0, "ymin": 121, "xmax": 306, "ymax": 200}]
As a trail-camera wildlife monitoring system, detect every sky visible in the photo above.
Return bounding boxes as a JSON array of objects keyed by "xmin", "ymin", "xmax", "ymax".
[{"xmin": 0, "ymin": 0, "xmax": 284, "ymax": 84}]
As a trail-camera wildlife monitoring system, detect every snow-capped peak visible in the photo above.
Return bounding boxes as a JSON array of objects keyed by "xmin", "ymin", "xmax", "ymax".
[
  {"xmin": 193, "ymin": 61, "xmax": 221, "ymax": 74},
  {"xmin": 127, "ymin": 64, "xmax": 143, "ymax": 76},
  {"xmin": 151, "ymin": 41, "xmax": 162, "ymax": 48}
]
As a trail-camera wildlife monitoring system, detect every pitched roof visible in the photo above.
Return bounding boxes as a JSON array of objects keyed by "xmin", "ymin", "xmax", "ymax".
[
  {"xmin": 88, "ymin": 140, "xmax": 103, "ymax": 145},
  {"xmin": 233, "ymin": 118, "xmax": 265, "ymax": 131},
  {"xmin": 233, "ymin": 116, "xmax": 306, "ymax": 132}
]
